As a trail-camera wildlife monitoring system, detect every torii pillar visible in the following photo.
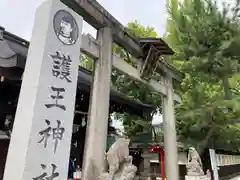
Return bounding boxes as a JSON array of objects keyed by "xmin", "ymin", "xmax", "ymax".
[
  {"xmin": 163, "ymin": 75, "xmax": 179, "ymax": 180},
  {"xmin": 139, "ymin": 38, "xmax": 182, "ymax": 180},
  {"xmin": 81, "ymin": 27, "xmax": 113, "ymax": 180}
]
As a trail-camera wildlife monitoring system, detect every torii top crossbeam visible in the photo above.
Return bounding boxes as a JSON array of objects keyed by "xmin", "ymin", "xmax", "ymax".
[
  {"xmin": 61, "ymin": 0, "xmax": 142, "ymax": 58},
  {"xmin": 61, "ymin": 0, "xmax": 183, "ymax": 106},
  {"xmin": 61, "ymin": 0, "xmax": 183, "ymax": 84}
]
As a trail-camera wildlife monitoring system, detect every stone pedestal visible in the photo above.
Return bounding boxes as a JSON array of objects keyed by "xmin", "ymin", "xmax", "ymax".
[{"xmin": 185, "ymin": 175, "xmax": 209, "ymax": 180}]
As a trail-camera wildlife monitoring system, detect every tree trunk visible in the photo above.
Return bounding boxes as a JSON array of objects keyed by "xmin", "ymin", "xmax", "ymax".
[
  {"xmin": 198, "ymin": 124, "xmax": 217, "ymax": 155},
  {"xmin": 222, "ymin": 75, "xmax": 232, "ymax": 100}
]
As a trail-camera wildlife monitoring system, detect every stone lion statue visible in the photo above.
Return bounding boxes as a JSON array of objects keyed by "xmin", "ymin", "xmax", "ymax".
[
  {"xmin": 106, "ymin": 138, "xmax": 130, "ymax": 178},
  {"xmin": 119, "ymin": 156, "xmax": 137, "ymax": 180},
  {"xmin": 98, "ymin": 138, "xmax": 137, "ymax": 180},
  {"xmin": 186, "ymin": 147, "xmax": 204, "ymax": 176},
  {"xmin": 98, "ymin": 173, "xmax": 111, "ymax": 180}
]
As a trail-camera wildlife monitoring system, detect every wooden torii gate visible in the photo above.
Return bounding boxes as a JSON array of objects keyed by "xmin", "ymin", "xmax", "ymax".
[{"xmin": 62, "ymin": 1, "xmax": 183, "ymax": 180}]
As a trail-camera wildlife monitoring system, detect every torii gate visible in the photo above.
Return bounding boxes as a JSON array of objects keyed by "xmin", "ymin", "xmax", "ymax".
[
  {"xmin": 2, "ymin": 0, "xmax": 182, "ymax": 180},
  {"xmin": 60, "ymin": 1, "xmax": 183, "ymax": 180}
]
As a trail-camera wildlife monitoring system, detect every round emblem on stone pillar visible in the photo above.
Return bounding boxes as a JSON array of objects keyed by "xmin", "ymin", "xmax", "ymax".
[{"xmin": 53, "ymin": 10, "xmax": 78, "ymax": 45}]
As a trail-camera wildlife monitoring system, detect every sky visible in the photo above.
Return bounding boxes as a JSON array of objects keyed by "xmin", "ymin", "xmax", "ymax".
[
  {"xmin": 0, "ymin": 0, "xmax": 166, "ymax": 129},
  {"xmin": 0, "ymin": 0, "xmax": 167, "ymax": 40}
]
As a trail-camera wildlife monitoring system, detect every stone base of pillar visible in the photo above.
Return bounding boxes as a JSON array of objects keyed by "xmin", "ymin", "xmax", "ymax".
[{"xmin": 185, "ymin": 175, "xmax": 209, "ymax": 180}]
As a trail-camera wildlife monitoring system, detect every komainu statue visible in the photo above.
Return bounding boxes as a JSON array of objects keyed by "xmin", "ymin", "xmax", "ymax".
[
  {"xmin": 186, "ymin": 147, "xmax": 204, "ymax": 176},
  {"xmin": 98, "ymin": 138, "xmax": 137, "ymax": 180}
]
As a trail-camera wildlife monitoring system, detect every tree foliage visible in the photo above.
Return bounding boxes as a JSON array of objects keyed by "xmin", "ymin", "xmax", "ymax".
[{"xmin": 166, "ymin": 0, "xmax": 240, "ymax": 152}]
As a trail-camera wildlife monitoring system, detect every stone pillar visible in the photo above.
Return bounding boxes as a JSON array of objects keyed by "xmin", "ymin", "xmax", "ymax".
[
  {"xmin": 209, "ymin": 149, "xmax": 219, "ymax": 180},
  {"xmin": 82, "ymin": 27, "xmax": 113, "ymax": 180},
  {"xmin": 142, "ymin": 155, "xmax": 150, "ymax": 177},
  {"xmin": 3, "ymin": 1, "xmax": 83, "ymax": 179},
  {"xmin": 163, "ymin": 75, "xmax": 179, "ymax": 180},
  {"xmin": 143, "ymin": 159, "xmax": 150, "ymax": 178}
]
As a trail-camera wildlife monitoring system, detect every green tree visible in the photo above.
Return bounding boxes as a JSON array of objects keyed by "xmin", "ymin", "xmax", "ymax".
[{"xmin": 166, "ymin": 0, "xmax": 240, "ymax": 152}]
